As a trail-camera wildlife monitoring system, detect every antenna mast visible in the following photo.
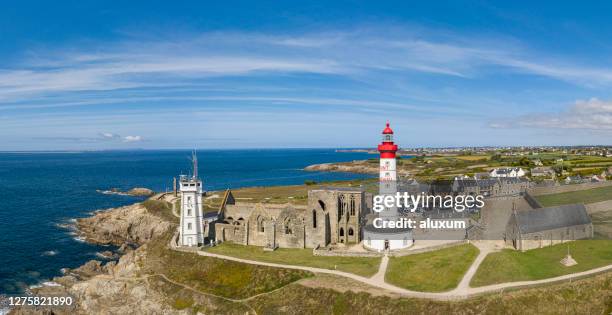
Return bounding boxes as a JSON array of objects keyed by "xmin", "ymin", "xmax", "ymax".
[{"xmin": 192, "ymin": 150, "xmax": 198, "ymax": 179}]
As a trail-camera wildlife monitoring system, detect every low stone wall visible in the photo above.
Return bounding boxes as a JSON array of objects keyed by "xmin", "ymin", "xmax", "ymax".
[
  {"xmin": 528, "ymin": 181, "xmax": 612, "ymax": 196},
  {"xmin": 524, "ymin": 192, "xmax": 543, "ymax": 209},
  {"xmin": 586, "ymin": 200, "xmax": 612, "ymax": 214},
  {"xmin": 312, "ymin": 247, "xmax": 381, "ymax": 257}
]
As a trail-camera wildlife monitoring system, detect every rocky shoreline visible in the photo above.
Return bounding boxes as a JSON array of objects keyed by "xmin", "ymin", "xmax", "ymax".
[
  {"xmin": 305, "ymin": 160, "xmax": 412, "ymax": 176},
  {"xmin": 10, "ymin": 201, "xmax": 174, "ymax": 315}
]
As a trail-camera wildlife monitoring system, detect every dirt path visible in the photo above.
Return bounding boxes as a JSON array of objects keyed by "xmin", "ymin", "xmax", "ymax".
[
  {"xmin": 369, "ymin": 254, "xmax": 388, "ymax": 284},
  {"xmin": 455, "ymin": 242, "xmax": 494, "ymax": 291},
  {"xmin": 175, "ymin": 241, "xmax": 612, "ymax": 301}
]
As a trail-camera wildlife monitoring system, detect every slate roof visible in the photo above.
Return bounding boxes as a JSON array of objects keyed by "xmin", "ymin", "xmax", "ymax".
[{"xmin": 514, "ymin": 204, "xmax": 591, "ymax": 234}]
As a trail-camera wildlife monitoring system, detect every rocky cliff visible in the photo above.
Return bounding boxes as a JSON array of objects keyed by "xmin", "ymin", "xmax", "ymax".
[
  {"xmin": 76, "ymin": 202, "xmax": 171, "ymax": 246},
  {"xmin": 10, "ymin": 201, "xmax": 177, "ymax": 315}
]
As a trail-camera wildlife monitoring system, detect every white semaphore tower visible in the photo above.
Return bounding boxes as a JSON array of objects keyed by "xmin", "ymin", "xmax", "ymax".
[{"xmin": 179, "ymin": 151, "xmax": 205, "ymax": 246}]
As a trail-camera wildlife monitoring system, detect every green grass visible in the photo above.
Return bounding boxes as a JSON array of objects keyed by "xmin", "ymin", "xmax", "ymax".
[
  {"xmin": 143, "ymin": 199, "xmax": 178, "ymax": 223},
  {"xmin": 535, "ymin": 185, "xmax": 612, "ymax": 207},
  {"xmin": 385, "ymin": 244, "xmax": 479, "ymax": 292},
  {"xmin": 205, "ymin": 242, "xmax": 381, "ymax": 277},
  {"xmin": 247, "ymin": 272, "xmax": 612, "ymax": 315},
  {"xmin": 144, "ymin": 232, "xmax": 311, "ymax": 299},
  {"xmin": 471, "ymin": 240, "xmax": 612, "ymax": 287}
]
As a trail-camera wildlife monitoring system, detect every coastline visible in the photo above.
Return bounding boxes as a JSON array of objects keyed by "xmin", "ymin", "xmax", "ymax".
[{"xmin": 9, "ymin": 199, "xmax": 174, "ymax": 315}]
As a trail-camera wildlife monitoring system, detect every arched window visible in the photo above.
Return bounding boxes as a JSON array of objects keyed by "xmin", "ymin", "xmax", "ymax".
[
  {"xmin": 338, "ymin": 195, "xmax": 345, "ymax": 216},
  {"xmin": 312, "ymin": 210, "xmax": 317, "ymax": 228},
  {"xmin": 348, "ymin": 228, "xmax": 354, "ymax": 236},
  {"xmin": 318, "ymin": 200, "xmax": 326, "ymax": 211},
  {"xmin": 339, "ymin": 228, "xmax": 344, "ymax": 237},
  {"xmin": 284, "ymin": 219, "xmax": 293, "ymax": 235},
  {"xmin": 349, "ymin": 195, "xmax": 355, "ymax": 216},
  {"xmin": 257, "ymin": 216, "xmax": 265, "ymax": 233}
]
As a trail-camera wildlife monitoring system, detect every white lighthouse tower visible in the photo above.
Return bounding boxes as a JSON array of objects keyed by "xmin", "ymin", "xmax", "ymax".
[
  {"xmin": 179, "ymin": 151, "xmax": 205, "ymax": 247},
  {"xmin": 363, "ymin": 122, "xmax": 413, "ymax": 252}
]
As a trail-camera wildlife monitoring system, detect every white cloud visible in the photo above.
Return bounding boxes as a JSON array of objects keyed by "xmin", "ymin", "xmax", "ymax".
[
  {"xmin": 122, "ymin": 135, "xmax": 143, "ymax": 142},
  {"xmin": 100, "ymin": 132, "xmax": 120, "ymax": 139},
  {"xmin": 3, "ymin": 27, "xmax": 612, "ymax": 105},
  {"xmin": 491, "ymin": 98, "xmax": 612, "ymax": 131}
]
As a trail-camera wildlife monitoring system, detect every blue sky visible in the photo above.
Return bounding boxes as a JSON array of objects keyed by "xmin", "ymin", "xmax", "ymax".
[{"xmin": 2, "ymin": 1, "xmax": 612, "ymax": 150}]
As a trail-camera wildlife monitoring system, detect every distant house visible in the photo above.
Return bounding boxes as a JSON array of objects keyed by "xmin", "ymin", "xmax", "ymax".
[
  {"xmin": 591, "ymin": 174, "xmax": 606, "ymax": 182},
  {"xmin": 453, "ymin": 177, "xmax": 530, "ymax": 197},
  {"xmin": 505, "ymin": 204, "xmax": 593, "ymax": 251},
  {"xmin": 489, "ymin": 167, "xmax": 526, "ymax": 178},
  {"xmin": 530, "ymin": 166, "xmax": 555, "ymax": 177},
  {"xmin": 533, "ymin": 159, "xmax": 543, "ymax": 166},
  {"xmin": 565, "ymin": 175, "xmax": 584, "ymax": 185}
]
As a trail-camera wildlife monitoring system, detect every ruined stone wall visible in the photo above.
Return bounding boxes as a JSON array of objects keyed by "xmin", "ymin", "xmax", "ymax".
[{"xmin": 214, "ymin": 223, "xmax": 247, "ymax": 245}]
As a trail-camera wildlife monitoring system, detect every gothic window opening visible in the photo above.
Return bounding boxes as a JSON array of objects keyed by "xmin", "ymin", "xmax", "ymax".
[
  {"xmin": 312, "ymin": 210, "xmax": 317, "ymax": 228},
  {"xmin": 349, "ymin": 195, "xmax": 355, "ymax": 216},
  {"xmin": 257, "ymin": 216, "xmax": 265, "ymax": 233},
  {"xmin": 339, "ymin": 228, "xmax": 344, "ymax": 237},
  {"xmin": 284, "ymin": 219, "xmax": 293, "ymax": 235},
  {"xmin": 318, "ymin": 200, "xmax": 326, "ymax": 211},
  {"xmin": 348, "ymin": 228, "xmax": 354, "ymax": 236}
]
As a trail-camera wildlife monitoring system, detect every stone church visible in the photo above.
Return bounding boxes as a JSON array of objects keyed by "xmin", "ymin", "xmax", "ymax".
[
  {"xmin": 505, "ymin": 203, "xmax": 593, "ymax": 251},
  {"xmin": 214, "ymin": 187, "xmax": 366, "ymax": 249}
]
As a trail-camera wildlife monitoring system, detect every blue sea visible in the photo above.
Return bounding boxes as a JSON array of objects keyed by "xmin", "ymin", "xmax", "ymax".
[{"xmin": 0, "ymin": 149, "xmax": 372, "ymax": 294}]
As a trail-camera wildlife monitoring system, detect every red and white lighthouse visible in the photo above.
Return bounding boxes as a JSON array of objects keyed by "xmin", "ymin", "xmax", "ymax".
[
  {"xmin": 378, "ymin": 122, "xmax": 398, "ymax": 182},
  {"xmin": 363, "ymin": 121, "xmax": 413, "ymax": 252}
]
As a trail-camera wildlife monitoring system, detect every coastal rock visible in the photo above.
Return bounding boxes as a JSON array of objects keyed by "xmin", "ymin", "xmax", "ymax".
[
  {"xmin": 10, "ymin": 204, "xmax": 178, "ymax": 315},
  {"xmin": 73, "ymin": 260, "xmax": 104, "ymax": 278},
  {"xmin": 305, "ymin": 160, "xmax": 411, "ymax": 176},
  {"xmin": 127, "ymin": 187, "xmax": 155, "ymax": 197},
  {"xmin": 76, "ymin": 202, "xmax": 171, "ymax": 246}
]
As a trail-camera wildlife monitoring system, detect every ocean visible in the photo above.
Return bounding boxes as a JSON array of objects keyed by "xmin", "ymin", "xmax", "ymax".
[{"xmin": 0, "ymin": 149, "xmax": 372, "ymax": 294}]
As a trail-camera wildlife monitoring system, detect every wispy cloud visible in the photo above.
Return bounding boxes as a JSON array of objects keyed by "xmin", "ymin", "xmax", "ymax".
[
  {"xmin": 490, "ymin": 98, "xmax": 612, "ymax": 131},
  {"xmin": 32, "ymin": 132, "xmax": 144, "ymax": 143},
  {"xmin": 2, "ymin": 27, "xmax": 612, "ymax": 105}
]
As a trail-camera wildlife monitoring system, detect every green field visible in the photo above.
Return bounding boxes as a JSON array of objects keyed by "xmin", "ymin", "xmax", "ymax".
[
  {"xmin": 144, "ymin": 233, "xmax": 312, "ymax": 299},
  {"xmin": 205, "ymin": 242, "xmax": 381, "ymax": 277},
  {"xmin": 535, "ymin": 185, "xmax": 612, "ymax": 207},
  {"xmin": 385, "ymin": 244, "xmax": 479, "ymax": 292},
  {"xmin": 471, "ymin": 240, "xmax": 612, "ymax": 287}
]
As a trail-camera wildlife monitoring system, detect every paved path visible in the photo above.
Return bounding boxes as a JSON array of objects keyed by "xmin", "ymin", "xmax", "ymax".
[
  {"xmin": 369, "ymin": 254, "xmax": 388, "ymax": 285},
  {"xmin": 455, "ymin": 243, "xmax": 493, "ymax": 291},
  {"xmin": 174, "ymin": 241, "xmax": 612, "ymax": 301}
]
